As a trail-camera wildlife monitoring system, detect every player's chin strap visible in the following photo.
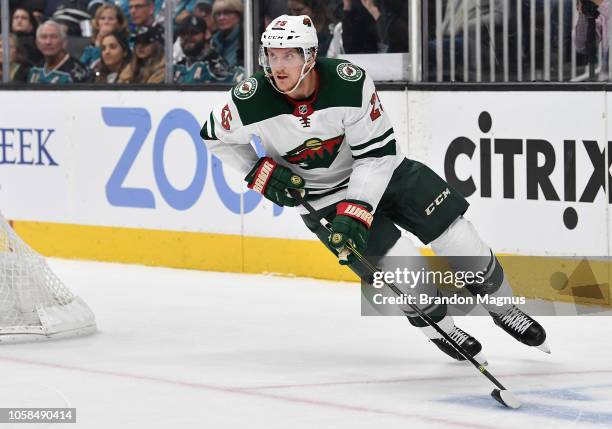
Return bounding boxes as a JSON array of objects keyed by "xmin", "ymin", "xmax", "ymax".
[{"xmin": 287, "ymin": 188, "xmax": 522, "ymax": 410}]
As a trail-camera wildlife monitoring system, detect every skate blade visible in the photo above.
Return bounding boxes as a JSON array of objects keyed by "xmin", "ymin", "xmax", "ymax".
[
  {"xmin": 535, "ymin": 340, "xmax": 551, "ymax": 354},
  {"xmin": 473, "ymin": 351, "xmax": 488, "ymax": 366}
]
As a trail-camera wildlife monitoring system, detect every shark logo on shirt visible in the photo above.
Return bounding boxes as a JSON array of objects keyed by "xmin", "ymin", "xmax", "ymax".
[{"xmin": 283, "ymin": 135, "xmax": 344, "ymax": 169}]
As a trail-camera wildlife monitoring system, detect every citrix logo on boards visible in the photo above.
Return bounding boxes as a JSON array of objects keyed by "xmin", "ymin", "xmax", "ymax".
[{"xmin": 444, "ymin": 111, "xmax": 611, "ymax": 230}]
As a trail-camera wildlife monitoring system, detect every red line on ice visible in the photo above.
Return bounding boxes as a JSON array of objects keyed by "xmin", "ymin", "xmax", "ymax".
[
  {"xmin": 240, "ymin": 368, "xmax": 612, "ymax": 390},
  {"xmin": 0, "ymin": 355, "xmax": 497, "ymax": 429}
]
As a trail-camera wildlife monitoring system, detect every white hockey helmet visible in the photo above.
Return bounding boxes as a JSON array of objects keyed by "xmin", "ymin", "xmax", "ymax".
[{"xmin": 259, "ymin": 14, "xmax": 318, "ymax": 94}]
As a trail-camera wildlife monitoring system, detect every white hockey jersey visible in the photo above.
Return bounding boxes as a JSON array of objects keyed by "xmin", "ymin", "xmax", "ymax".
[{"xmin": 200, "ymin": 57, "xmax": 404, "ymax": 212}]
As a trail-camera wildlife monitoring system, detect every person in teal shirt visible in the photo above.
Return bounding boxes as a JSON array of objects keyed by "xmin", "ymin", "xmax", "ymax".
[
  {"xmin": 209, "ymin": 0, "xmax": 243, "ymax": 67},
  {"xmin": 27, "ymin": 20, "xmax": 90, "ymax": 84},
  {"xmin": 80, "ymin": 3, "xmax": 129, "ymax": 70},
  {"xmin": 174, "ymin": 14, "xmax": 243, "ymax": 84}
]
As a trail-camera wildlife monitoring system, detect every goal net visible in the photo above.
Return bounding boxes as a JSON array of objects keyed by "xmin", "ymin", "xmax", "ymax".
[{"xmin": 0, "ymin": 213, "xmax": 96, "ymax": 343}]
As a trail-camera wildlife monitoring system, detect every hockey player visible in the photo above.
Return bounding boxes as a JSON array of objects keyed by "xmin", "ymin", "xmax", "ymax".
[{"xmin": 200, "ymin": 15, "xmax": 550, "ymax": 363}]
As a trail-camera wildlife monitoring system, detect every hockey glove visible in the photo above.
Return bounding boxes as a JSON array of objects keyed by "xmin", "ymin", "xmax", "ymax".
[
  {"xmin": 328, "ymin": 200, "xmax": 374, "ymax": 265},
  {"xmin": 245, "ymin": 157, "xmax": 306, "ymax": 207}
]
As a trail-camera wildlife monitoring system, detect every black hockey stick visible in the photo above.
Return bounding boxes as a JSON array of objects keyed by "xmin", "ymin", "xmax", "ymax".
[{"xmin": 288, "ymin": 189, "xmax": 521, "ymax": 409}]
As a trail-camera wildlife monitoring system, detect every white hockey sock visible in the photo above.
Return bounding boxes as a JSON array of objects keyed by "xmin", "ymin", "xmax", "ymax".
[
  {"xmin": 430, "ymin": 217, "xmax": 490, "ymax": 258},
  {"xmin": 431, "ymin": 216, "xmax": 514, "ymax": 313},
  {"xmin": 377, "ymin": 235, "xmax": 444, "ymax": 318}
]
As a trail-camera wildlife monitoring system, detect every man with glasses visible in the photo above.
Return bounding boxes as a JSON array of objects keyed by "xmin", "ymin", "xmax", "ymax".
[
  {"xmin": 127, "ymin": 0, "xmax": 163, "ymax": 50},
  {"xmin": 128, "ymin": 0, "xmax": 155, "ymax": 27}
]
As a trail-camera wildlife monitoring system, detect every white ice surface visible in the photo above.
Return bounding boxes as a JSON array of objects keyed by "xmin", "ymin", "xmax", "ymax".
[{"xmin": 0, "ymin": 258, "xmax": 611, "ymax": 429}]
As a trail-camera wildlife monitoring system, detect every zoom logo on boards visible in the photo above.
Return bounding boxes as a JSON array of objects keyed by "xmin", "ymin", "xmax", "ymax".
[
  {"xmin": 102, "ymin": 107, "xmax": 280, "ymax": 216},
  {"xmin": 444, "ymin": 111, "xmax": 611, "ymax": 230}
]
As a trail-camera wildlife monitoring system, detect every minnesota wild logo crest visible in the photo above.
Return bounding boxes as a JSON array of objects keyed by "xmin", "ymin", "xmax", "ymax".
[
  {"xmin": 234, "ymin": 77, "xmax": 258, "ymax": 100},
  {"xmin": 336, "ymin": 63, "xmax": 363, "ymax": 82},
  {"xmin": 283, "ymin": 135, "xmax": 344, "ymax": 169}
]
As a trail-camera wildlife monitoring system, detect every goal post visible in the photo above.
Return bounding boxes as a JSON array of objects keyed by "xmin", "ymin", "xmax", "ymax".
[{"xmin": 0, "ymin": 214, "xmax": 96, "ymax": 343}]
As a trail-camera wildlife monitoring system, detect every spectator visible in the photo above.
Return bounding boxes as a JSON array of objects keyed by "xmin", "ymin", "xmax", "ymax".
[
  {"xmin": 52, "ymin": 1, "xmax": 92, "ymax": 36},
  {"xmin": 194, "ymin": 0, "xmax": 216, "ymax": 35},
  {"xmin": 575, "ymin": 0, "xmax": 609, "ymax": 80},
  {"xmin": 341, "ymin": 0, "xmax": 380, "ymax": 54},
  {"xmin": 174, "ymin": 0, "xmax": 199, "ymax": 25},
  {"xmin": 287, "ymin": 0, "xmax": 332, "ymax": 56},
  {"xmin": 127, "ymin": 0, "xmax": 164, "ymax": 50},
  {"xmin": 128, "ymin": 0, "xmax": 155, "ymax": 29},
  {"xmin": 115, "ymin": 0, "xmax": 162, "ymax": 27},
  {"xmin": 0, "ymin": 33, "xmax": 31, "ymax": 82},
  {"xmin": 81, "ymin": 3, "xmax": 128, "ymax": 69},
  {"xmin": 42, "ymin": 0, "xmax": 63, "ymax": 19},
  {"xmin": 11, "ymin": 7, "xmax": 43, "ymax": 65},
  {"xmin": 173, "ymin": 0, "xmax": 214, "ymax": 61},
  {"xmin": 93, "ymin": 30, "xmax": 131, "ymax": 83},
  {"xmin": 28, "ymin": 20, "xmax": 90, "ymax": 83},
  {"xmin": 263, "ymin": 0, "xmax": 288, "ymax": 27},
  {"xmin": 326, "ymin": 19, "xmax": 344, "ymax": 58},
  {"xmin": 10, "ymin": 0, "xmax": 45, "ymax": 23},
  {"xmin": 210, "ymin": 0, "xmax": 244, "ymax": 67},
  {"xmin": 118, "ymin": 24, "xmax": 164, "ymax": 83},
  {"xmin": 378, "ymin": 0, "xmax": 408, "ymax": 53},
  {"xmin": 12, "ymin": 7, "xmax": 36, "ymax": 34},
  {"xmin": 174, "ymin": 13, "xmax": 243, "ymax": 84},
  {"xmin": 86, "ymin": 0, "xmax": 107, "ymax": 17}
]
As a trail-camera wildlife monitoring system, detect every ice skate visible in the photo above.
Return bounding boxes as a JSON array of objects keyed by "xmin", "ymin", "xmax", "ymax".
[
  {"xmin": 490, "ymin": 305, "xmax": 550, "ymax": 353},
  {"xmin": 420, "ymin": 315, "xmax": 488, "ymax": 365}
]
